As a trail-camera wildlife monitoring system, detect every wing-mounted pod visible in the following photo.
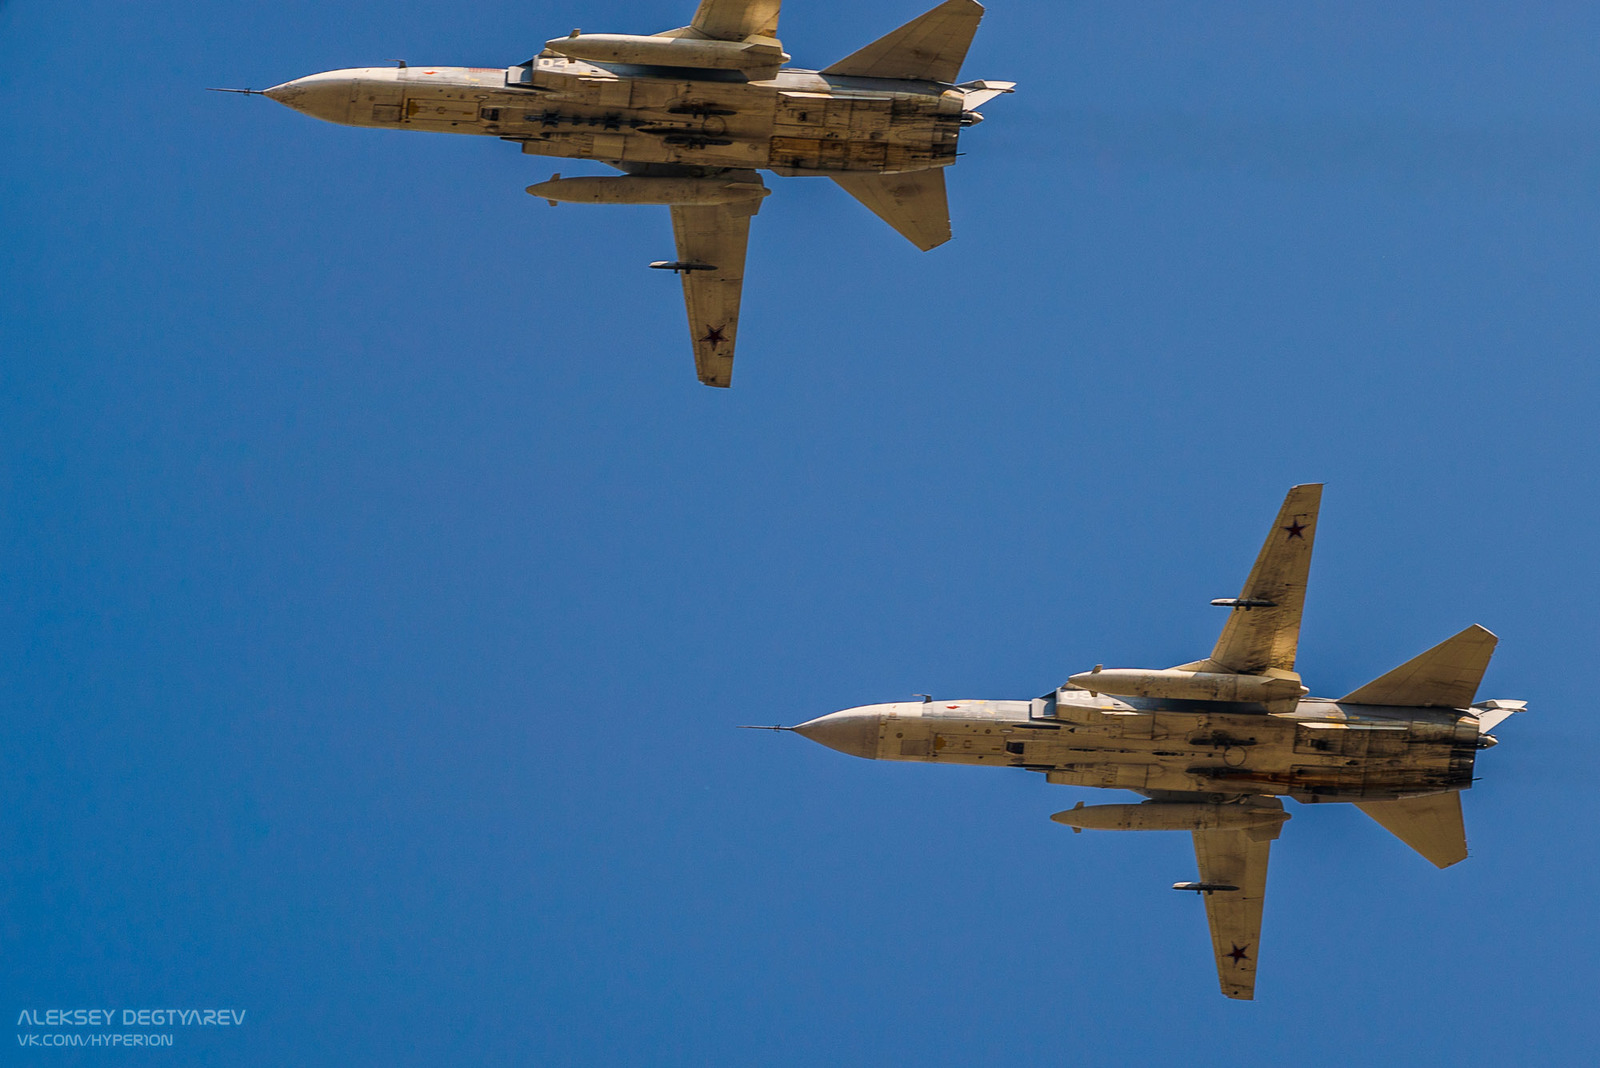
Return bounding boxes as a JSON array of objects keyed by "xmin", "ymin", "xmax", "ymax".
[
  {"xmin": 546, "ymin": 1, "xmax": 789, "ymax": 79},
  {"xmin": 544, "ymin": 31, "xmax": 789, "ymax": 78},
  {"xmin": 1050, "ymin": 800, "xmax": 1289, "ymax": 837},
  {"xmin": 1066, "ymin": 665, "xmax": 1307, "ymax": 707},
  {"xmin": 526, "ymin": 173, "xmax": 770, "ymax": 207}
]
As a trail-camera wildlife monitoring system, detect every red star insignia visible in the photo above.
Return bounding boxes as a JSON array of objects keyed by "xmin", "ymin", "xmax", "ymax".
[
  {"xmin": 700, "ymin": 325, "xmax": 727, "ymax": 346},
  {"xmin": 1282, "ymin": 520, "xmax": 1307, "ymax": 540},
  {"xmin": 1226, "ymin": 944, "xmax": 1250, "ymax": 965}
]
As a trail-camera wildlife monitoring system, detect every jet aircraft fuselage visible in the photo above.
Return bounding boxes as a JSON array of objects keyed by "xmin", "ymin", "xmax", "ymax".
[
  {"xmin": 267, "ymin": 61, "xmax": 979, "ymax": 178},
  {"xmin": 797, "ymin": 692, "xmax": 1492, "ymax": 803}
]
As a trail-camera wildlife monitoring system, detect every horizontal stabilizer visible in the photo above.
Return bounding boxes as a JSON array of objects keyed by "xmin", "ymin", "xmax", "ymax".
[
  {"xmin": 821, "ymin": 0, "xmax": 984, "ymax": 84},
  {"xmin": 957, "ymin": 79, "xmax": 1015, "ymax": 108},
  {"xmin": 831, "ymin": 170, "xmax": 951, "ymax": 250},
  {"xmin": 1473, "ymin": 699, "xmax": 1525, "ymax": 734},
  {"xmin": 1340, "ymin": 625, "xmax": 1498, "ymax": 708},
  {"xmin": 1355, "ymin": 792, "xmax": 1468, "ymax": 869}
]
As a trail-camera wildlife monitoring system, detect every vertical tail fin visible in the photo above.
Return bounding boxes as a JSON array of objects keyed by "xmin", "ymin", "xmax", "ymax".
[
  {"xmin": 1338, "ymin": 625, "xmax": 1498, "ymax": 708},
  {"xmin": 1355, "ymin": 792, "xmax": 1469, "ymax": 868},
  {"xmin": 820, "ymin": 0, "xmax": 985, "ymax": 84}
]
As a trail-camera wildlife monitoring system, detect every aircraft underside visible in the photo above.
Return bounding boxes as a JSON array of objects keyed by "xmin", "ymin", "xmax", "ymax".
[
  {"xmin": 296, "ymin": 63, "xmax": 969, "ymax": 176},
  {"xmin": 878, "ymin": 696, "xmax": 1483, "ymax": 803}
]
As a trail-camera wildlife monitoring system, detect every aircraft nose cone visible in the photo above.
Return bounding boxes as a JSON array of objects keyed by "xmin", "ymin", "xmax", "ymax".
[
  {"xmin": 792, "ymin": 711, "xmax": 881, "ymax": 760},
  {"xmin": 263, "ymin": 73, "xmax": 355, "ymax": 123},
  {"xmin": 262, "ymin": 79, "xmax": 309, "ymax": 106}
]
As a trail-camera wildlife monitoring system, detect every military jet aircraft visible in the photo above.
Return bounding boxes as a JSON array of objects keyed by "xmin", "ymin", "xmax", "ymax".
[
  {"xmin": 235, "ymin": 0, "xmax": 1013, "ymax": 387},
  {"xmin": 763, "ymin": 485, "xmax": 1524, "ymax": 999}
]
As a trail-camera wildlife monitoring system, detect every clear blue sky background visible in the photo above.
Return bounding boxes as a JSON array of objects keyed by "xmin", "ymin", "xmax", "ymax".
[{"xmin": 4, "ymin": 1, "xmax": 1598, "ymax": 1063}]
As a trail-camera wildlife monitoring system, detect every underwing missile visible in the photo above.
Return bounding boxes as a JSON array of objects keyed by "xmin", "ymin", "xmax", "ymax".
[{"xmin": 649, "ymin": 260, "xmax": 718, "ymax": 273}]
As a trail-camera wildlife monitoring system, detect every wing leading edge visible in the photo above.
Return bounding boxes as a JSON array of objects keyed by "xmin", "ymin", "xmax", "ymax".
[
  {"xmin": 666, "ymin": 173, "xmax": 765, "ymax": 387},
  {"xmin": 685, "ymin": 0, "xmax": 782, "ymax": 41},
  {"xmin": 1205, "ymin": 484, "xmax": 1323, "ymax": 676},
  {"xmin": 1190, "ymin": 798, "xmax": 1285, "ymax": 1000}
]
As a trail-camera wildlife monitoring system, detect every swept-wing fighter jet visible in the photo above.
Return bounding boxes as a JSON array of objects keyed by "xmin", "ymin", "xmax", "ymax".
[
  {"xmin": 239, "ymin": 0, "xmax": 1013, "ymax": 387},
  {"xmin": 766, "ymin": 485, "xmax": 1524, "ymax": 999}
]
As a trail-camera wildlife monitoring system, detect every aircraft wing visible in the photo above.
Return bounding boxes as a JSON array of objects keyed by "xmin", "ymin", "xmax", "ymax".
[
  {"xmin": 1207, "ymin": 483, "xmax": 1323, "ymax": 675},
  {"xmin": 666, "ymin": 179, "xmax": 763, "ymax": 388},
  {"xmin": 685, "ymin": 0, "xmax": 782, "ymax": 40},
  {"xmin": 1190, "ymin": 800, "xmax": 1282, "ymax": 1000}
]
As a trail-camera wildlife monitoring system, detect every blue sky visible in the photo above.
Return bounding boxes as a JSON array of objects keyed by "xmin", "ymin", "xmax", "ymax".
[{"xmin": 3, "ymin": 1, "xmax": 1599, "ymax": 1063}]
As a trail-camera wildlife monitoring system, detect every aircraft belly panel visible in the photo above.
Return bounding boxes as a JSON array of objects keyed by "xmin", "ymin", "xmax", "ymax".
[
  {"xmin": 770, "ymin": 89, "xmax": 948, "ymax": 173},
  {"xmin": 357, "ymin": 78, "xmax": 403, "ymax": 126},
  {"xmin": 575, "ymin": 76, "xmax": 633, "ymax": 109},
  {"xmin": 593, "ymin": 132, "xmax": 628, "ymax": 158},
  {"xmin": 931, "ymin": 729, "xmax": 1008, "ymax": 765},
  {"xmin": 405, "ymin": 95, "xmax": 482, "ymax": 129},
  {"xmin": 1045, "ymin": 764, "xmax": 1155, "ymax": 790},
  {"xmin": 1003, "ymin": 704, "xmax": 1484, "ymax": 800}
]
